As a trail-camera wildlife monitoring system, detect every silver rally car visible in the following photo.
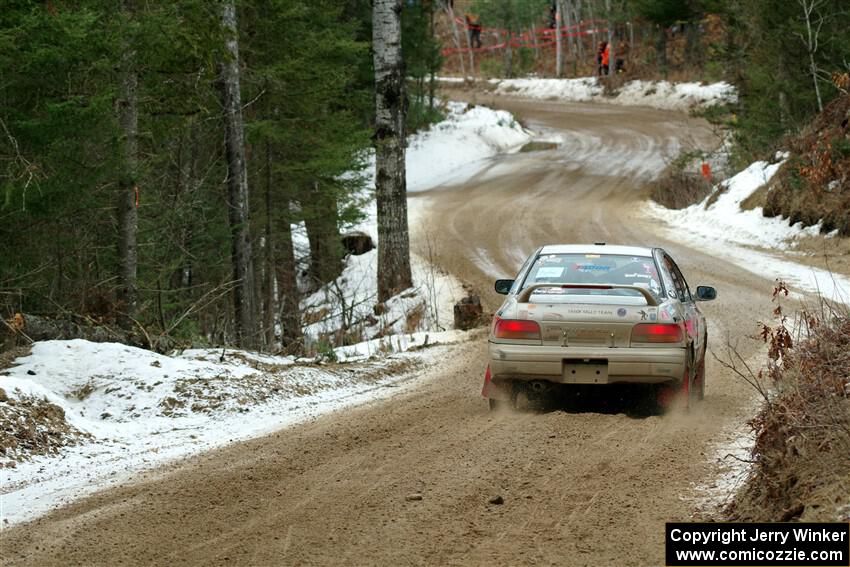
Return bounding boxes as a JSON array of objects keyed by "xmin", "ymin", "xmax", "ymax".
[{"xmin": 483, "ymin": 243, "xmax": 716, "ymax": 410}]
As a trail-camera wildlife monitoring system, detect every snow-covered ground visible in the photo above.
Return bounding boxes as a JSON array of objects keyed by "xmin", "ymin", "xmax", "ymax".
[
  {"xmin": 647, "ymin": 154, "xmax": 850, "ymax": 301},
  {"xmin": 0, "ymin": 335, "xmax": 466, "ymax": 525},
  {"xmin": 302, "ymin": 248, "xmax": 466, "ymax": 342},
  {"xmin": 443, "ymin": 76, "xmax": 737, "ymax": 111}
]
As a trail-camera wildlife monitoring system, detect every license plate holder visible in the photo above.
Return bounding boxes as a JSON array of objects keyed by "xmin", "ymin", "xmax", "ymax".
[{"xmin": 562, "ymin": 358, "xmax": 609, "ymax": 384}]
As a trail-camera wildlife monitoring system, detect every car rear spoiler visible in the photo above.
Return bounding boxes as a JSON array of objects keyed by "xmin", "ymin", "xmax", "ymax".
[{"xmin": 515, "ymin": 283, "xmax": 659, "ymax": 306}]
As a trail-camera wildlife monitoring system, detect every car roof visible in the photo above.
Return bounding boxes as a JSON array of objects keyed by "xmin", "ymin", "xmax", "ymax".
[{"xmin": 538, "ymin": 244, "xmax": 654, "ymax": 257}]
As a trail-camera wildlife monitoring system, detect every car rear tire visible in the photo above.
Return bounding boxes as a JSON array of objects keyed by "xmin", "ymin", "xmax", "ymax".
[
  {"xmin": 695, "ymin": 356, "xmax": 705, "ymax": 401},
  {"xmin": 684, "ymin": 353, "xmax": 702, "ymax": 409},
  {"xmin": 513, "ymin": 388, "xmax": 533, "ymax": 412},
  {"xmin": 488, "ymin": 398, "xmax": 502, "ymax": 411}
]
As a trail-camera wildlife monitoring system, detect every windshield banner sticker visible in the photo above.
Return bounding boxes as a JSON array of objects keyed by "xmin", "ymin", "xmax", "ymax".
[{"xmin": 536, "ymin": 267, "xmax": 564, "ymax": 278}]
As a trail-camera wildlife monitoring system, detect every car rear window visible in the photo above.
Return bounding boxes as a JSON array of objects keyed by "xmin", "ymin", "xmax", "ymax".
[{"xmin": 521, "ymin": 253, "xmax": 663, "ymax": 300}]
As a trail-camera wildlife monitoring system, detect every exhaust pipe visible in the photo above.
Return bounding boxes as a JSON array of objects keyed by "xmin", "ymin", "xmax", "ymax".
[{"xmin": 530, "ymin": 380, "xmax": 549, "ymax": 393}]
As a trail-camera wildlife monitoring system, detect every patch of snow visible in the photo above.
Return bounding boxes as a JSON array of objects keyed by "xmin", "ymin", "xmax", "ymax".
[
  {"xmin": 333, "ymin": 330, "xmax": 466, "ymax": 362},
  {"xmin": 470, "ymin": 247, "xmax": 507, "ymax": 279},
  {"xmin": 434, "ymin": 76, "xmax": 470, "ymax": 83},
  {"xmin": 351, "ymin": 100, "xmax": 531, "ymax": 200},
  {"xmin": 301, "ymin": 247, "xmax": 466, "ymax": 342},
  {"xmin": 693, "ymin": 418, "xmax": 756, "ymax": 513},
  {"xmin": 487, "ymin": 77, "xmax": 737, "ymax": 111},
  {"xmin": 0, "ymin": 336, "xmax": 468, "ymax": 525}
]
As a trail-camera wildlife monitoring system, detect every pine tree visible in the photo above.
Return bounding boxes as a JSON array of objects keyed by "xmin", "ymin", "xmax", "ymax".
[{"xmin": 244, "ymin": 0, "xmax": 372, "ymax": 348}]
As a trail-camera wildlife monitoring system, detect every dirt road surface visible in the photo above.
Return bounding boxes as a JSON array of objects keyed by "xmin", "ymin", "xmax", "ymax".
[{"xmin": 1, "ymin": 97, "xmax": 774, "ymax": 566}]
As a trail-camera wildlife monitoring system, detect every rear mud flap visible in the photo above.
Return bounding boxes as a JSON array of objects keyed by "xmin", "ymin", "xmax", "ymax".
[
  {"xmin": 481, "ymin": 365, "xmax": 492, "ymax": 398},
  {"xmin": 482, "ymin": 366, "xmax": 513, "ymax": 401}
]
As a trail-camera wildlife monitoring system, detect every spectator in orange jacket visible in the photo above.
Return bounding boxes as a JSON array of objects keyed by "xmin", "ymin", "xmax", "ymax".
[{"xmin": 601, "ymin": 42, "xmax": 610, "ymax": 75}]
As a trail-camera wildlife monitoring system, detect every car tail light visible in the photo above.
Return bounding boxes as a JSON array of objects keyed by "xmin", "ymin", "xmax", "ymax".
[
  {"xmin": 494, "ymin": 318, "xmax": 541, "ymax": 341},
  {"xmin": 631, "ymin": 323, "xmax": 684, "ymax": 344}
]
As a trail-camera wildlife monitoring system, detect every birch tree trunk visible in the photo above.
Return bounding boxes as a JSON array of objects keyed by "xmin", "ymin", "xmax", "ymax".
[
  {"xmin": 444, "ymin": 1, "xmax": 466, "ymax": 77},
  {"xmin": 799, "ymin": 0, "xmax": 824, "ymax": 112},
  {"xmin": 276, "ymin": 216, "xmax": 301, "ymax": 350},
  {"xmin": 555, "ymin": 1, "xmax": 563, "ymax": 77},
  {"xmin": 588, "ymin": 0, "xmax": 597, "ymax": 49},
  {"xmin": 117, "ymin": 0, "xmax": 138, "ymax": 326},
  {"xmin": 373, "ymin": 0, "xmax": 412, "ymax": 303},
  {"xmin": 572, "ymin": 1, "xmax": 584, "ymax": 59},
  {"xmin": 605, "ymin": 0, "xmax": 615, "ymax": 76},
  {"xmin": 219, "ymin": 0, "xmax": 257, "ymax": 348}
]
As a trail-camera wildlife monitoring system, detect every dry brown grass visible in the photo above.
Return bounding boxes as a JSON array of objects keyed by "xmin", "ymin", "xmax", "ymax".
[
  {"xmin": 740, "ymin": 184, "xmax": 768, "ymax": 211},
  {"xmin": 650, "ymin": 167, "xmax": 712, "ymax": 209},
  {"xmin": 518, "ymin": 141, "xmax": 559, "ymax": 153},
  {"xmin": 404, "ymin": 303, "xmax": 426, "ymax": 334},
  {"xmin": 765, "ymin": 92, "xmax": 850, "ymax": 236},
  {"xmin": 726, "ymin": 290, "xmax": 850, "ymax": 522}
]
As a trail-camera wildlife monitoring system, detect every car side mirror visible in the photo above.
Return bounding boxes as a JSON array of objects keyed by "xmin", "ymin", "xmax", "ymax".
[
  {"xmin": 494, "ymin": 279, "xmax": 514, "ymax": 295},
  {"xmin": 695, "ymin": 285, "xmax": 716, "ymax": 301}
]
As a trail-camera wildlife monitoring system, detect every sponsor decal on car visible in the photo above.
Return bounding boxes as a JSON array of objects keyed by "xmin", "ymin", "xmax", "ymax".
[
  {"xmin": 536, "ymin": 267, "xmax": 564, "ymax": 278},
  {"xmin": 574, "ymin": 263, "xmax": 612, "ymax": 272},
  {"xmin": 565, "ymin": 307, "xmax": 614, "ymax": 316}
]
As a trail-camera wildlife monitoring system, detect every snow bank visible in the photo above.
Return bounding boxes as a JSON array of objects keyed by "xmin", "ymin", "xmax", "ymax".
[
  {"xmin": 485, "ymin": 77, "xmax": 737, "ymax": 111},
  {"xmin": 340, "ymin": 99, "xmax": 531, "ymax": 197},
  {"xmin": 406, "ymin": 100, "xmax": 531, "ymax": 191},
  {"xmin": 0, "ymin": 335, "xmax": 466, "ymax": 525},
  {"xmin": 651, "ymin": 154, "xmax": 821, "ymax": 250},
  {"xmin": 692, "ymin": 414, "xmax": 756, "ymax": 514},
  {"xmin": 648, "ymin": 155, "xmax": 850, "ymax": 301},
  {"xmin": 490, "ymin": 76, "xmax": 601, "ymax": 102}
]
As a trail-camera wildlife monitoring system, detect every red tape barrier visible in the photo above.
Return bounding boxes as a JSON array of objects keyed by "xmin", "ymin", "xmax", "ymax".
[
  {"xmin": 445, "ymin": 17, "xmax": 609, "ymax": 56},
  {"xmin": 455, "ymin": 16, "xmax": 607, "ymax": 38}
]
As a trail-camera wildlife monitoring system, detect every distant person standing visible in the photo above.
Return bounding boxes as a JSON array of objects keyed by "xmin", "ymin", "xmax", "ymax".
[
  {"xmin": 597, "ymin": 41, "xmax": 609, "ymax": 75},
  {"xmin": 615, "ymin": 40, "xmax": 628, "ymax": 74},
  {"xmin": 466, "ymin": 13, "xmax": 482, "ymax": 48},
  {"xmin": 601, "ymin": 42, "xmax": 610, "ymax": 75}
]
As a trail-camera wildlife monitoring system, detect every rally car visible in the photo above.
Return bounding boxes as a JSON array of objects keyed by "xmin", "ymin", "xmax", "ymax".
[{"xmin": 482, "ymin": 243, "xmax": 716, "ymax": 410}]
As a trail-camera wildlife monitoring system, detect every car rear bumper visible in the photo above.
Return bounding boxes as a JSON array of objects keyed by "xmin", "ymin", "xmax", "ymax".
[{"xmin": 487, "ymin": 342, "xmax": 686, "ymax": 386}]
